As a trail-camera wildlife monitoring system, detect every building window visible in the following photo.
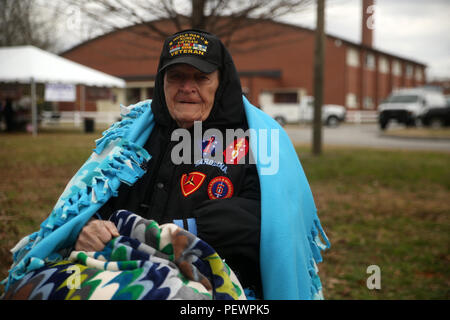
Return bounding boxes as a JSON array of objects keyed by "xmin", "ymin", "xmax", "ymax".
[
  {"xmin": 346, "ymin": 48, "xmax": 360, "ymax": 67},
  {"xmin": 86, "ymin": 87, "xmax": 112, "ymax": 100},
  {"xmin": 273, "ymin": 92, "xmax": 298, "ymax": 103},
  {"xmin": 363, "ymin": 96, "xmax": 374, "ymax": 109},
  {"xmin": 379, "ymin": 56, "xmax": 389, "ymax": 74},
  {"xmin": 365, "ymin": 53, "xmax": 375, "ymax": 70},
  {"xmin": 406, "ymin": 64, "xmax": 414, "ymax": 78},
  {"xmin": 415, "ymin": 69, "xmax": 423, "ymax": 82},
  {"xmin": 346, "ymin": 93, "xmax": 358, "ymax": 109},
  {"xmin": 392, "ymin": 60, "xmax": 402, "ymax": 76}
]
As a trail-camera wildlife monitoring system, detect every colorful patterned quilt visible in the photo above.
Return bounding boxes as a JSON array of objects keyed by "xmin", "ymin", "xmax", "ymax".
[{"xmin": 3, "ymin": 210, "xmax": 245, "ymax": 300}]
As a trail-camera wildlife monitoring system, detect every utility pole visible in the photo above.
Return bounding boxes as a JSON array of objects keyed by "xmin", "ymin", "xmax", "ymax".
[{"xmin": 312, "ymin": 0, "xmax": 326, "ymax": 156}]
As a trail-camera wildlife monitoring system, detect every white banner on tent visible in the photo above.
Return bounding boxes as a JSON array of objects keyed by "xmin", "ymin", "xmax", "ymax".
[{"xmin": 45, "ymin": 83, "xmax": 76, "ymax": 102}]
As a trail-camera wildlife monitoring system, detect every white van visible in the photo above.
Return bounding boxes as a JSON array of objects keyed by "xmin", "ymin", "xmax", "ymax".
[
  {"xmin": 259, "ymin": 91, "xmax": 346, "ymax": 127},
  {"xmin": 378, "ymin": 88, "xmax": 447, "ymax": 129}
]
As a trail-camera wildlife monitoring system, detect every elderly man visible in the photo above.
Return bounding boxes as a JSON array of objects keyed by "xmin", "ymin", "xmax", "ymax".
[
  {"xmin": 75, "ymin": 29, "xmax": 262, "ymax": 297},
  {"xmin": 3, "ymin": 29, "xmax": 329, "ymax": 300}
]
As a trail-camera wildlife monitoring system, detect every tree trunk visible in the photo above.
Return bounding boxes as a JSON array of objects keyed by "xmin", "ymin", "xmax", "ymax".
[{"xmin": 191, "ymin": 0, "xmax": 207, "ymax": 30}]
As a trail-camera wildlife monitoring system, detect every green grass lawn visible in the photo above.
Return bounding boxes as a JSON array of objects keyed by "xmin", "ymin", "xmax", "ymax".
[
  {"xmin": 0, "ymin": 128, "xmax": 449, "ymax": 299},
  {"xmin": 297, "ymin": 146, "xmax": 450, "ymax": 299}
]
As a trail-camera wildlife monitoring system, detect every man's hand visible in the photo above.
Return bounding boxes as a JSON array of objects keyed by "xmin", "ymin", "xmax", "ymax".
[{"xmin": 75, "ymin": 219, "xmax": 119, "ymax": 252}]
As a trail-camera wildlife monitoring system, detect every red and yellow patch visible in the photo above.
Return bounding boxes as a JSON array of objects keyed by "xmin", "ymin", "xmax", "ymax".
[
  {"xmin": 180, "ymin": 172, "xmax": 206, "ymax": 197},
  {"xmin": 223, "ymin": 138, "xmax": 249, "ymax": 164}
]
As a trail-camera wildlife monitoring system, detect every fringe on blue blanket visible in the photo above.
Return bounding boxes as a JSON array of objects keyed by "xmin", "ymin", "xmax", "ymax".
[
  {"xmin": 2, "ymin": 101, "xmax": 154, "ymax": 293},
  {"xmin": 309, "ymin": 218, "xmax": 330, "ymax": 299}
]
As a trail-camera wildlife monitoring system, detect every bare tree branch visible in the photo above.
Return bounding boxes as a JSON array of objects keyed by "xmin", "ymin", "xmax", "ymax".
[
  {"xmin": 60, "ymin": 0, "xmax": 313, "ymax": 55},
  {"xmin": 0, "ymin": 0, "xmax": 64, "ymax": 52}
]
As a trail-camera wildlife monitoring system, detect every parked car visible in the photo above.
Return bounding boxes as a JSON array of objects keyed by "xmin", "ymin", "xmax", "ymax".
[
  {"xmin": 421, "ymin": 107, "xmax": 450, "ymax": 127},
  {"xmin": 421, "ymin": 95, "xmax": 450, "ymax": 127},
  {"xmin": 260, "ymin": 93, "xmax": 346, "ymax": 127},
  {"xmin": 378, "ymin": 88, "xmax": 447, "ymax": 130}
]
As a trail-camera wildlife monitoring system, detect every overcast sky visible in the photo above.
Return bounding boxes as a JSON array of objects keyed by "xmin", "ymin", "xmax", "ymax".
[
  {"xmin": 55, "ymin": 0, "xmax": 449, "ymax": 81},
  {"xmin": 279, "ymin": 0, "xmax": 450, "ymax": 80}
]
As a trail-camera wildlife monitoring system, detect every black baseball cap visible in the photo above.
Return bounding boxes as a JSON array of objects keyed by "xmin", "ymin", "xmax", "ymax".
[{"xmin": 158, "ymin": 29, "xmax": 222, "ymax": 74}]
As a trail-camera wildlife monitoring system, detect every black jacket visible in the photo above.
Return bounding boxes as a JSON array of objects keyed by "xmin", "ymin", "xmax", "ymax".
[{"xmin": 97, "ymin": 35, "xmax": 262, "ymax": 295}]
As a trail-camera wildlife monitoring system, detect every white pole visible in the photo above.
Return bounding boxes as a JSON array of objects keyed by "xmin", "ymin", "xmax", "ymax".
[
  {"xmin": 31, "ymin": 77, "xmax": 37, "ymax": 137},
  {"xmin": 75, "ymin": 84, "xmax": 85, "ymax": 127}
]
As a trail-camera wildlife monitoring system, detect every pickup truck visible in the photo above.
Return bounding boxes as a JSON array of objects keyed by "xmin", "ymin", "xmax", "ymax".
[
  {"xmin": 378, "ymin": 88, "xmax": 447, "ymax": 129},
  {"xmin": 259, "ymin": 93, "xmax": 346, "ymax": 127}
]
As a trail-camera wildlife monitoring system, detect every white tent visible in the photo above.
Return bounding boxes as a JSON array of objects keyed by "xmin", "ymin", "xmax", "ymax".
[{"xmin": 0, "ymin": 45, "xmax": 126, "ymax": 135}]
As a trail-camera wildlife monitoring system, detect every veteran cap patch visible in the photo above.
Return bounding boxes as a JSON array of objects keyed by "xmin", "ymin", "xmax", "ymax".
[{"xmin": 159, "ymin": 29, "xmax": 222, "ymax": 74}]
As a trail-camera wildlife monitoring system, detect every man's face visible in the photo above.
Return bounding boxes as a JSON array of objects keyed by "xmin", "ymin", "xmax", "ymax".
[{"xmin": 164, "ymin": 64, "xmax": 219, "ymax": 129}]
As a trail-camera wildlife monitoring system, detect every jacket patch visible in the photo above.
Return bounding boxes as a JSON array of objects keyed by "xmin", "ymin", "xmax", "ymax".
[
  {"xmin": 202, "ymin": 136, "xmax": 218, "ymax": 157},
  {"xmin": 223, "ymin": 138, "xmax": 249, "ymax": 164},
  {"xmin": 169, "ymin": 33, "xmax": 208, "ymax": 57},
  {"xmin": 207, "ymin": 176, "xmax": 234, "ymax": 200},
  {"xmin": 181, "ymin": 172, "xmax": 206, "ymax": 197}
]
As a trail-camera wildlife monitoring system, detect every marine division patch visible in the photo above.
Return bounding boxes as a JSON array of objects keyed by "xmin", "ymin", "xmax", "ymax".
[
  {"xmin": 181, "ymin": 172, "xmax": 206, "ymax": 197},
  {"xmin": 207, "ymin": 176, "xmax": 234, "ymax": 200}
]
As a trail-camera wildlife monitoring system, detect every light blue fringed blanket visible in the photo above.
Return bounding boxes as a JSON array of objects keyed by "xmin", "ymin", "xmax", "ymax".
[{"xmin": 2, "ymin": 97, "xmax": 329, "ymax": 300}]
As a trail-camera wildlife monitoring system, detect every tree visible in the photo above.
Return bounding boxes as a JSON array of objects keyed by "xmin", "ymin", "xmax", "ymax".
[
  {"xmin": 63, "ymin": 0, "xmax": 313, "ymax": 49},
  {"xmin": 0, "ymin": 0, "xmax": 63, "ymax": 52}
]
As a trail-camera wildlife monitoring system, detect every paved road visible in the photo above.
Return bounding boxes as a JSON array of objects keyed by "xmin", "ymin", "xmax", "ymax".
[{"xmin": 284, "ymin": 123, "xmax": 450, "ymax": 152}]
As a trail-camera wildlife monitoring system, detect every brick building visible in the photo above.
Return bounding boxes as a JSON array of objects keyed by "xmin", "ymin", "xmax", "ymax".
[{"xmin": 61, "ymin": 1, "xmax": 426, "ymax": 121}]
